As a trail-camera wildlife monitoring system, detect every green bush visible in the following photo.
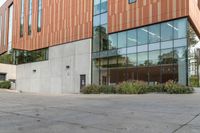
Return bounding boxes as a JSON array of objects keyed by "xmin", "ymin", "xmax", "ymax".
[
  {"xmin": 81, "ymin": 85, "xmax": 100, "ymax": 94},
  {"xmin": 164, "ymin": 80, "xmax": 194, "ymax": 94},
  {"xmin": 189, "ymin": 75, "xmax": 199, "ymax": 87},
  {"xmin": 116, "ymin": 81, "xmax": 148, "ymax": 94},
  {"xmin": 99, "ymin": 85, "xmax": 115, "ymax": 94},
  {"xmin": 0, "ymin": 81, "xmax": 11, "ymax": 89}
]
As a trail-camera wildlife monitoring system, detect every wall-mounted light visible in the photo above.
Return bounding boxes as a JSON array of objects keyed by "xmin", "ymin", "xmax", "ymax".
[
  {"xmin": 66, "ymin": 66, "xmax": 70, "ymax": 69},
  {"xmin": 33, "ymin": 69, "xmax": 36, "ymax": 73}
]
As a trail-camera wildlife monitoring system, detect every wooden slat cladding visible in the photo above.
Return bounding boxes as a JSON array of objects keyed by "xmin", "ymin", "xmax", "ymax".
[
  {"xmin": 0, "ymin": 0, "xmax": 13, "ymax": 54},
  {"xmin": 12, "ymin": 0, "xmax": 93, "ymax": 51},
  {"xmin": 108, "ymin": 0, "xmax": 189, "ymax": 33},
  {"xmin": 189, "ymin": 0, "xmax": 200, "ymax": 36}
]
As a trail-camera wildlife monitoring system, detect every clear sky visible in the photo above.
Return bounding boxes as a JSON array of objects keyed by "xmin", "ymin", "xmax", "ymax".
[{"xmin": 0, "ymin": 0, "xmax": 6, "ymax": 7}]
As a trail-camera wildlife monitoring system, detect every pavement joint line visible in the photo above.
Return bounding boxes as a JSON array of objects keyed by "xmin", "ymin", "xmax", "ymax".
[
  {"xmin": 0, "ymin": 110, "xmax": 115, "ymax": 133},
  {"xmin": 172, "ymin": 112, "xmax": 200, "ymax": 133}
]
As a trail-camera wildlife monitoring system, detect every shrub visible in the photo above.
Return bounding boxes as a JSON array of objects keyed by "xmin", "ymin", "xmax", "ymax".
[
  {"xmin": 81, "ymin": 85, "xmax": 100, "ymax": 94},
  {"xmin": 0, "ymin": 81, "xmax": 11, "ymax": 89},
  {"xmin": 148, "ymin": 84, "xmax": 165, "ymax": 93},
  {"xmin": 99, "ymin": 85, "xmax": 116, "ymax": 94},
  {"xmin": 164, "ymin": 80, "xmax": 194, "ymax": 94},
  {"xmin": 116, "ymin": 81, "xmax": 148, "ymax": 94},
  {"xmin": 189, "ymin": 75, "xmax": 199, "ymax": 87}
]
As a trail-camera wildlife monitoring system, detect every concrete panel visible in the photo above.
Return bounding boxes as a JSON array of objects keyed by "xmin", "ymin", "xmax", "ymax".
[{"xmin": 16, "ymin": 39, "xmax": 92, "ymax": 94}]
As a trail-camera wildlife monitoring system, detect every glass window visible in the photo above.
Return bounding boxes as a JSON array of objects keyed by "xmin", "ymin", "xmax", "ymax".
[
  {"xmin": 118, "ymin": 54, "xmax": 127, "ymax": 67},
  {"xmin": 127, "ymin": 54, "xmax": 137, "ymax": 67},
  {"xmin": 4, "ymin": 11, "xmax": 7, "ymax": 46},
  {"xmin": 108, "ymin": 56, "xmax": 118, "ymax": 68},
  {"xmin": 93, "ymin": 15, "xmax": 100, "ymax": 27},
  {"xmin": 160, "ymin": 49, "xmax": 174, "ymax": 65},
  {"xmin": 174, "ymin": 18, "xmax": 187, "ymax": 39},
  {"xmin": 149, "ymin": 42, "xmax": 160, "ymax": 51},
  {"xmin": 174, "ymin": 47, "xmax": 186, "ymax": 60},
  {"xmin": 138, "ymin": 44, "xmax": 148, "ymax": 52},
  {"xmin": 100, "ymin": 13, "xmax": 107, "ymax": 25},
  {"xmin": 161, "ymin": 40, "xmax": 173, "ymax": 49},
  {"xmin": 127, "ymin": 46, "xmax": 137, "ymax": 54},
  {"xmin": 118, "ymin": 32, "xmax": 127, "ymax": 48},
  {"xmin": 174, "ymin": 38, "xmax": 187, "ymax": 48},
  {"xmin": 93, "ymin": 33, "xmax": 100, "ymax": 52},
  {"xmin": 8, "ymin": 4, "xmax": 13, "ymax": 52},
  {"xmin": 129, "ymin": 0, "xmax": 137, "ymax": 4},
  {"xmin": 101, "ymin": 0, "xmax": 108, "ymax": 13},
  {"xmin": 138, "ymin": 52, "xmax": 148, "ymax": 66},
  {"xmin": 37, "ymin": 0, "xmax": 42, "ymax": 32},
  {"xmin": 149, "ymin": 24, "xmax": 160, "ymax": 43},
  {"xmin": 92, "ymin": 59, "xmax": 100, "ymax": 85},
  {"xmin": 28, "ymin": 0, "xmax": 32, "ymax": 35},
  {"xmin": 161, "ymin": 21, "xmax": 173, "ymax": 41},
  {"xmin": 20, "ymin": 0, "xmax": 24, "ymax": 37},
  {"xmin": 127, "ymin": 29, "xmax": 137, "ymax": 47},
  {"xmin": 94, "ymin": 0, "xmax": 101, "ymax": 15},
  {"xmin": 138, "ymin": 27, "xmax": 148, "ymax": 45},
  {"xmin": 118, "ymin": 48, "xmax": 127, "ymax": 55},
  {"xmin": 109, "ymin": 34, "xmax": 117, "ymax": 49},
  {"xmin": 149, "ymin": 50, "xmax": 160, "ymax": 66}
]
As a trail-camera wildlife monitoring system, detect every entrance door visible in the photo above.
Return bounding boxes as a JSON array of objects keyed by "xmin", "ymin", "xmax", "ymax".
[{"xmin": 80, "ymin": 75, "xmax": 86, "ymax": 89}]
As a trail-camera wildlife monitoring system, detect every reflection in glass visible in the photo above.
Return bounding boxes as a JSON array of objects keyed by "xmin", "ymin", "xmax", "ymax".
[
  {"xmin": 127, "ymin": 54, "xmax": 137, "ymax": 67},
  {"xmin": 161, "ymin": 21, "xmax": 173, "ymax": 41},
  {"xmin": 138, "ymin": 52, "xmax": 148, "ymax": 66},
  {"xmin": 127, "ymin": 29, "xmax": 137, "ymax": 47},
  {"xmin": 149, "ymin": 24, "xmax": 160, "ymax": 43},
  {"xmin": 138, "ymin": 27, "xmax": 148, "ymax": 45},
  {"xmin": 118, "ymin": 32, "xmax": 127, "ymax": 48},
  {"xmin": 109, "ymin": 34, "xmax": 117, "ymax": 49},
  {"xmin": 174, "ymin": 18, "xmax": 187, "ymax": 39},
  {"xmin": 149, "ymin": 50, "xmax": 160, "ymax": 66}
]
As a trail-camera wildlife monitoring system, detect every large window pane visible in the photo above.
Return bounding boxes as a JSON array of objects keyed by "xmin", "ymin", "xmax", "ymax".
[
  {"xmin": 174, "ymin": 38, "xmax": 187, "ymax": 48},
  {"xmin": 127, "ymin": 29, "xmax": 137, "ymax": 47},
  {"xmin": 127, "ymin": 54, "xmax": 137, "ymax": 67},
  {"xmin": 149, "ymin": 50, "xmax": 160, "ymax": 66},
  {"xmin": 109, "ymin": 34, "xmax": 117, "ymax": 49},
  {"xmin": 161, "ymin": 21, "xmax": 173, "ymax": 41},
  {"xmin": 94, "ymin": 0, "xmax": 101, "ymax": 15},
  {"xmin": 149, "ymin": 24, "xmax": 160, "ymax": 43},
  {"xmin": 118, "ymin": 54, "xmax": 127, "ymax": 67},
  {"xmin": 174, "ymin": 18, "xmax": 187, "ymax": 39},
  {"xmin": 118, "ymin": 32, "xmax": 127, "ymax": 48},
  {"xmin": 138, "ymin": 27, "xmax": 148, "ymax": 45},
  {"xmin": 93, "ymin": 15, "xmax": 100, "ymax": 27},
  {"xmin": 101, "ymin": 0, "xmax": 107, "ymax": 13},
  {"xmin": 100, "ymin": 13, "xmax": 107, "ymax": 25},
  {"xmin": 92, "ymin": 59, "xmax": 100, "ymax": 85},
  {"xmin": 160, "ymin": 49, "xmax": 174, "ymax": 65},
  {"xmin": 138, "ymin": 52, "xmax": 148, "ymax": 66},
  {"xmin": 161, "ymin": 40, "xmax": 173, "ymax": 49}
]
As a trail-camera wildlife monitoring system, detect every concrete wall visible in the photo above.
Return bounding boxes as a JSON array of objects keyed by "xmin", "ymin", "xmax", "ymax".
[
  {"xmin": 16, "ymin": 39, "xmax": 91, "ymax": 94},
  {"xmin": 0, "ymin": 63, "xmax": 16, "ymax": 81}
]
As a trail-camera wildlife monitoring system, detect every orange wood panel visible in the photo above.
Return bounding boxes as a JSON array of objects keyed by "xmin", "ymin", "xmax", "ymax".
[
  {"xmin": 12, "ymin": 0, "xmax": 93, "ymax": 51},
  {"xmin": 0, "ymin": 0, "xmax": 13, "ymax": 54}
]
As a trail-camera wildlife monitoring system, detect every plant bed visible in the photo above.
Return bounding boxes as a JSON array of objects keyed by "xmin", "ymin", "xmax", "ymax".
[{"xmin": 81, "ymin": 80, "xmax": 194, "ymax": 94}]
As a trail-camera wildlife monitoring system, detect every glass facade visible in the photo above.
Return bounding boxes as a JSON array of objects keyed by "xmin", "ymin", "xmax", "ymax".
[
  {"xmin": 37, "ymin": 0, "xmax": 42, "ymax": 32},
  {"xmin": 28, "ymin": 0, "xmax": 32, "ymax": 35},
  {"xmin": 92, "ymin": 18, "xmax": 189, "ymax": 85},
  {"xmin": 20, "ymin": 0, "xmax": 24, "ymax": 37},
  {"xmin": 14, "ymin": 48, "xmax": 48, "ymax": 65},
  {"xmin": 8, "ymin": 4, "xmax": 13, "ymax": 53}
]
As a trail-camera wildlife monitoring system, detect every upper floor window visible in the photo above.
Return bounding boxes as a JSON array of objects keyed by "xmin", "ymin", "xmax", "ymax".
[
  {"xmin": 129, "ymin": 0, "xmax": 136, "ymax": 4},
  {"xmin": 37, "ymin": 0, "xmax": 42, "ymax": 32},
  {"xmin": 4, "ymin": 11, "xmax": 7, "ymax": 46},
  {"xmin": 20, "ymin": 0, "xmax": 24, "ymax": 37},
  {"xmin": 28, "ymin": 0, "xmax": 32, "ymax": 35}
]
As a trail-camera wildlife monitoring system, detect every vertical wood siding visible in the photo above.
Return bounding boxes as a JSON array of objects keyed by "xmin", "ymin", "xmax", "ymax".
[{"xmin": 12, "ymin": 0, "xmax": 93, "ymax": 51}]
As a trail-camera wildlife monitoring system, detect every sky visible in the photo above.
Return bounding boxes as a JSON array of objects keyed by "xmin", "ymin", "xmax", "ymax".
[{"xmin": 0, "ymin": 0, "xmax": 6, "ymax": 7}]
